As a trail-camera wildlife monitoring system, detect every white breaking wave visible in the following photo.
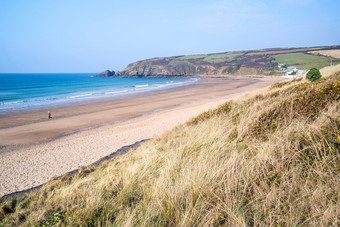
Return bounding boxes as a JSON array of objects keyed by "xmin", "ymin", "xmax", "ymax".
[
  {"xmin": 135, "ymin": 84, "xmax": 149, "ymax": 88},
  {"xmin": 105, "ymin": 90, "xmax": 129, "ymax": 95},
  {"xmin": 69, "ymin": 93, "xmax": 93, "ymax": 99},
  {"xmin": 156, "ymin": 82, "xmax": 183, "ymax": 88},
  {"xmin": 2, "ymin": 100, "xmax": 23, "ymax": 105}
]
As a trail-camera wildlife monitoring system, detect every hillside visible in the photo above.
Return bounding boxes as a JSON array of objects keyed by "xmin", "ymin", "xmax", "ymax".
[
  {"xmin": 1, "ymin": 66, "xmax": 339, "ymax": 226},
  {"xmin": 114, "ymin": 46, "xmax": 340, "ymax": 77}
]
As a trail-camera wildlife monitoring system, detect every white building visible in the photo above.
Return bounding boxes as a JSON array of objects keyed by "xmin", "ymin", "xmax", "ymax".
[
  {"xmin": 296, "ymin": 70, "xmax": 307, "ymax": 76},
  {"xmin": 278, "ymin": 63, "xmax": 306, "ymax": 78}
]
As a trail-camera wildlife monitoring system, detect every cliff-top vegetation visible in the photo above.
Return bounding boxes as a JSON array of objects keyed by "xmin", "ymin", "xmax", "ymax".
[
  {"xmin": 116, "ymin": 46, "xmax": 340, "ymax": 77},
  {"xmin": 1, "ymin": 66, "xmax": 339, "ymax": 226}
]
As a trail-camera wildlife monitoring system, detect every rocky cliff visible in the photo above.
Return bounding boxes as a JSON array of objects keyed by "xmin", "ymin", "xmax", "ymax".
[{"xmin": 101, "ymin": 46, "xmax": 340, "ymax": 78}]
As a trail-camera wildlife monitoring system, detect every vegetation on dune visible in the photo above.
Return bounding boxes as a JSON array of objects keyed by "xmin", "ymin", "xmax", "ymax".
[
  {"xmin": 1, "ymin": 71, "xmax": 340, "ymax": 226},
  {"xmin": 188, "ymin": 101, "xmax": 232, "ymax": 125}
]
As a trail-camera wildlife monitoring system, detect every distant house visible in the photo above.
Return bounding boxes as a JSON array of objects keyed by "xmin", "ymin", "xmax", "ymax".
[
  {"xmin": 286, "ymin": 67, "xmax": 298, "ymax": 72},
  {"xmin": 278, "ymin": 64, "xmax": 287, "ymax": 72},
  {"xmin": 278, "ymin": 63, "xmax": 306, "ymax": 78},
  {"xmin": 279, "ymin": 64, "xmax": 306, "ymax": 78},
  {"xmin": 296, "ymin": 70, "xmax": 307, "ymax": 76}
]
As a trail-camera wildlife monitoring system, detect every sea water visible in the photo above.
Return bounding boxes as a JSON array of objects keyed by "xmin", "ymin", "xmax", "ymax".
[{"xmin": 0, "ymin": 73, "xmax": 198, "ymax": 114}]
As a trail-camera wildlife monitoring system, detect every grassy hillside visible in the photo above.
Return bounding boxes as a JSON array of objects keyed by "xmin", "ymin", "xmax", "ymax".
[
  {"xmin": 1, "ymin": 69, "xmax": 339, "ymax": 226},
  {"xmin": 177, "ymin": 52, "xmax": 244, "ymax": 63},
  {"xmin": 117, "ymin": 46, "xmax": 340, "ymax": 77},
  {"xmin": 272, "ymin": 52, "xmax": 338, "ymax": 69}
]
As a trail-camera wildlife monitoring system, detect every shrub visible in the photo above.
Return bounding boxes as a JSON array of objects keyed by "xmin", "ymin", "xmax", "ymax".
[{"xmin": 306, "ymin": 68, "xmax": 322, "ymax": 82}]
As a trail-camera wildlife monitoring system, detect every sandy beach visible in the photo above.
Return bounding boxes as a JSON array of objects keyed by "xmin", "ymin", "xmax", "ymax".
[{"xmin": 0, "ymin": 76, "xmax": 284, "ymax": 196}]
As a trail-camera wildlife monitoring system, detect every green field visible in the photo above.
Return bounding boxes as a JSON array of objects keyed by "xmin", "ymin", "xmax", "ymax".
[
  {"xmin": 203, "ymin": 52, "xmax": 243, "ymax": 63},
  {"xmin": 177, "ymin": 52, "xmax": 243, "ymax": 63},
  {"xmin": 176, "ymin": 54, "xmax": 207, "ymax": 60},
  {"xmin": 272, "ymin": 53, "xmax": 338, "ymax": 69}
]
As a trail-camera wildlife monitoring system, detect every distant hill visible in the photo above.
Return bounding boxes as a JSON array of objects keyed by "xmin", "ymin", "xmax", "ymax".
[{"xmin": 108, "ymin": 46, "xmax": 340, "ymax": 77}]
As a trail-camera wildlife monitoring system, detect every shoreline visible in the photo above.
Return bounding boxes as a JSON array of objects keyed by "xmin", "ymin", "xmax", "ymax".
[
  {"xmin": 0, "ymin": 77, "xmax": 261, "ymax": 146},
  {"xmin": 0, "ymin": 74, "xmax": 199, "ymax": 116},
  {"xmin": 0, "ymin": 76, "xmax": 198, "ymax": 116},
  {"xmin": 0, "ymin": 75, "xmax": 268, "ymax": 118},
  {"xmin": 0, "ymin": 75, "xmax": 285, "ymax": 196}
]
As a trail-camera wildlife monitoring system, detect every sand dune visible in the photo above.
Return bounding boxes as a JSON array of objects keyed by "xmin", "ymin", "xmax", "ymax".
[{"xmin": 0, "ymin": 76, "xmax": 284, "ymax": 196}]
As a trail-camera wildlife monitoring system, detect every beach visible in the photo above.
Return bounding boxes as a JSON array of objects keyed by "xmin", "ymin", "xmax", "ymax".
[{"xmin": 0, "ymin": 76, "xmax": 284, "ymax": 196}]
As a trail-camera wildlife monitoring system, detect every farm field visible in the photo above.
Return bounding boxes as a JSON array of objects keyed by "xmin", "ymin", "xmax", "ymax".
[
  {"xmin": 310, "ymin": 49, "xmax": 340, "ymax": 58},
  {"xmin": 272, "ymin": 52, "xmax": 339, "ymax": 69}
]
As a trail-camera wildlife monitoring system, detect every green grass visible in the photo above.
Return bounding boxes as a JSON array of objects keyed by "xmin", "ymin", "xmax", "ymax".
[
  {"xmin": 272, "ymin": 53, "xmax": 339, "ymax": 69},
  {"xmin": 203, "ymin": 52, "xmax": 243, "ymax": 63},
  {"xmin": 176, "ymin": 54, "xmax": 207, "ymax": 60},
  {"xmin": 176, "ymin": 52, "xmax": 243, "ymax": 63}
]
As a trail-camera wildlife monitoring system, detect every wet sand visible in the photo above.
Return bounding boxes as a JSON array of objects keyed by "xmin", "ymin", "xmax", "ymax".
[{"xmin": 0, "ymin": 76, "xmax": 283, "ymax": 196}]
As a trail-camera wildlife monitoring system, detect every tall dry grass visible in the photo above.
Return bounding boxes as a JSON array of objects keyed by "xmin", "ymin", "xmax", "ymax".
[{"xmin": 0, "ymin": 71, "xmax": 339, "ymax": 226}]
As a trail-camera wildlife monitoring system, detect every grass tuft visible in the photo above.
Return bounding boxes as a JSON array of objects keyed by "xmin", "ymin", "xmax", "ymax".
[{"xmin": 188, "ymin": 101, "xmax": 232, "ymax": 125}]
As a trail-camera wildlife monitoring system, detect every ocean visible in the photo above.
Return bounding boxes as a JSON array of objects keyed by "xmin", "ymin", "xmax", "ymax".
[{"xmin": 0, "ymin": 73, "xmax": 197, "ymax": 114}]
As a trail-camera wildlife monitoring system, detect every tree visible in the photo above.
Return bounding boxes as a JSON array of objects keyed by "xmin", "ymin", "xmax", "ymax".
[{"xmin": 306, "ymin": 68, "xmax": 322, "ymax": 82}]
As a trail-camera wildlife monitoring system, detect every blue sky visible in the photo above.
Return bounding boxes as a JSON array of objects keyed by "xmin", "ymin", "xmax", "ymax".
[{"xmin": 0, "ymin": 0, "xmax": 339, "ymax": 73}]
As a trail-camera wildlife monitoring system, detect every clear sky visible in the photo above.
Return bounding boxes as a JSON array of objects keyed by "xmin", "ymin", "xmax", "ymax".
[{"xmin": 0, "ymin": 0, "xmax": 339, "ymax": 73}]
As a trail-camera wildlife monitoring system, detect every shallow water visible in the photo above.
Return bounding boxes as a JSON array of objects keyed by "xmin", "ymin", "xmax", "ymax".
[{"xmin": 0, "ymin": 73, "xmax": 197, "ymax": 114}]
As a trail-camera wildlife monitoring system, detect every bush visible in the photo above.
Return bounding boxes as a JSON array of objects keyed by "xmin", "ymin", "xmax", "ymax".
[{"xmin": 306, "ymin": 68, "xmax": 322, "ymax": 82}]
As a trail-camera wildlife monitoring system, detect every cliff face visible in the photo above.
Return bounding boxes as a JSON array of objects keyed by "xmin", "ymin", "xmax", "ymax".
[
  {"xmin": 119, "ymin": 59, "xmax": 203, "ymax": 77},
  {"xmin": 112, "ymin": 46, "xmax": 340, "ymax": 78},
  {"xmin": 117, "ymin": 50, "xmax": 282, "ymax": 77}
]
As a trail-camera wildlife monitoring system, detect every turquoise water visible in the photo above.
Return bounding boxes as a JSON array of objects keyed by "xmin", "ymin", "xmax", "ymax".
[{"xmin": 0, "ymin": 73, "xmax": 197, "ymax": 114}]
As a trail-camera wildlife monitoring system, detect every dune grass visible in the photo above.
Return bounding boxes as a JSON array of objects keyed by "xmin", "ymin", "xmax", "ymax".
[{"xmin": 0, "ymin": 71, "xmax": 339, "ymax": 226}]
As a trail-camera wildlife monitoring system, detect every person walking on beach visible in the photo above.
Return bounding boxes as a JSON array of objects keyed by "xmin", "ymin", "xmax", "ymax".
[{"xmin": 48, "ymin": 111, "xmax": 52, "ymax": 119}]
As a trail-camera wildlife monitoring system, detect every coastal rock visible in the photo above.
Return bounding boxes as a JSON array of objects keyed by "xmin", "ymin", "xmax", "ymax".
[
  {"xmin": 94, "ymin": 70, "xmax": 115, "ymax": 77},
  {"xmin": 118, "ymin": 59, "xmax": 198, "ymax": 78}
]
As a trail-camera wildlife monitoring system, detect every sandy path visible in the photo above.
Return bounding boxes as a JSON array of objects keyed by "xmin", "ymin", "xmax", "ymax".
[{"xmin": 0, "ymin": 77, "xmax": 283, "ymax": 196}]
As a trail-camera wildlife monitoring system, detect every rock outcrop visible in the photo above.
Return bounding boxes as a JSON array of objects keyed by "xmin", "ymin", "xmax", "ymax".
[
  {"xmin": 117, "ymin": 53, "xmax": 277, "ymax": 78},
  {"xmin": 94, "ymin": 70, "xmax": 115, "ymax": 77}
]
